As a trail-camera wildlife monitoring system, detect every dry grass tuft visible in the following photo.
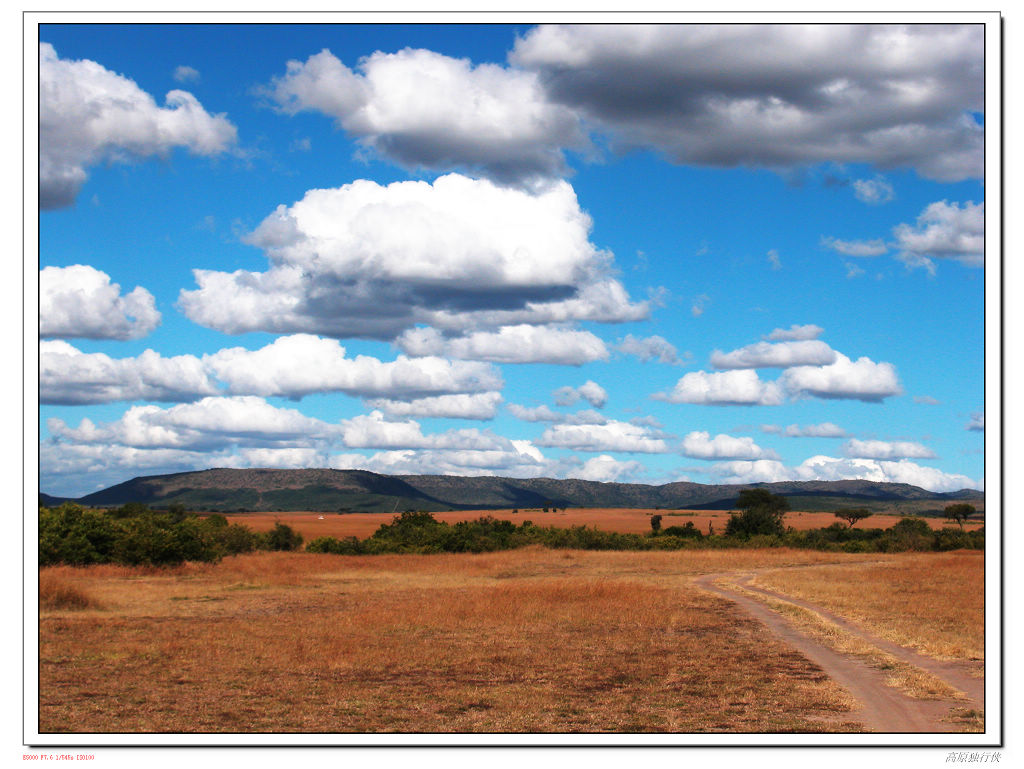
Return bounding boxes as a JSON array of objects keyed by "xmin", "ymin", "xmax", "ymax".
[{"xmin": 39, "ymin": 573, "xmax": 101, "ymax": 611}]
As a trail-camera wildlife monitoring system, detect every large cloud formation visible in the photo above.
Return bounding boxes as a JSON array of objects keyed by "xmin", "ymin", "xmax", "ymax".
[
  {"xmin": 179, "ymin": 174, "xmax": 647, "ymax": 341},
  {"xmin": 266, "ymin": 47, "xmax": 586, "ymax": 186},
  {"xmin": 39, "ymin": 43, "xmax": 237, "ymax": 209},
  {"xmin": 512, "ymin": 24, "xmax": 983, "ymax": 182},
  {"xmin": 40, "ymin": 265, "xmax": 160, "ymax": 340},
  {"xmin": 713, "ymin": 455, "xmax": 978, "ymax": 493},
  {"xmin": 40, "ymin": 335, "xmax": 503, "ymax": 405}
]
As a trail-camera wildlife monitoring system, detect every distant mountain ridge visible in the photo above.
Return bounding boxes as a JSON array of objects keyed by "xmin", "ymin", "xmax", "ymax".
[{"xmin": 45, "ymin": 468, "xmax": 984, "ymax": 515}]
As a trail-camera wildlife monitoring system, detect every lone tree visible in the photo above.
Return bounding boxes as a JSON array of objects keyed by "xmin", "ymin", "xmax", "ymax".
[
  {"xmin": 835, "ymin": 507, "xmax": 873, "ymax": 528},
  {"xmin": 946, "ymin": 503, "xmax": 976, "ymax": 530},
  {"xmin": 725, "ymin": 489, "xmax": 789, "ymax": 538},
  {"xmin": 650, "ymin": 514, "xmax": 663, "ymax": 534}
]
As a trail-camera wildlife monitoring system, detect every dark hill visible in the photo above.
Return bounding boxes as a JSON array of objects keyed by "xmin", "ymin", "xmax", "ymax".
[{"xmin": 51, "ymin": 468, "xmax": 984, "ymax": 515}]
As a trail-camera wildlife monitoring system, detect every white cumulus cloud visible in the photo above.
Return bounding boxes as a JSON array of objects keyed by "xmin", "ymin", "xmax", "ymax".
[
  {"xmin": 842, "ymin": 439, "xmax": 936, "ymax": 459},
  {"xmin": 711, "ymin": 340, "xmax": 837, "ymax": 369},
  {"xmin": 40, "ymin": 265, "xmax": 161, "ymax": 340},
  {"xmin": 339, "ymin": 410, "xmax": 510, "ymax": 451},
  {"xmin": 40, "ymin": 42, "xmax": 236, "ymax": 209},
  {"xmin": 507, "ymin": 404, "xmax": 607, "ymax": 425},
  {"xmin": 396, "ymin": 324, "xmax": 609, "ymax": 365},
  {"xmin": 966, "ymin": 412, "xmax": 984, "ymax": 432},
  {"xmin": 266, "ymin": 47, "xmax": 586, "ymax": 187},
  {"xmin": 179, "ymin": 174, "xmax": 647, "ymax": 340},
  {"xmin": 552, "ymin": 380, "xmax": 608, "ymax": 408},
  {"xmin": 365, "ymin": 392, "xmax": 503, "ymax": 421},
  {"xmin": 205, "ymin": 334, "xmax": 502, "ymax": 399},
  {"xmin": 40, "ymin": 341, "xmax": 218, "ymax": 405},
  {"xmin": 821, "ymin": 236, "xmax": 889, "ymax": 257},
  {"xmin": 681, "ymin": 431, "xmax": 779, "ymax": 461},
  {"xmin": 569, "ymin": 455, "xmax": 647, "ymax": 482},
  {"xmin": 779, "ymin": 353, "xmax": 902, "ymax": 402},
  {"xmin": 655, "ymin": 369, "xmax": 785, "ymax": 406},
  {"xmin": 616, "ymin": 334, "xmax": 682, "ymax": 364},
  {"xmin": 712, "ymin": 455, "xmax": 979, "ymax": 492},
  {"xmin": 764, "ymin": 324, "xmax": 824, "ymax": 342},
  {"xmin": 893, "ymin": 200, "xmax": 984, "ymax": 271},
  {"xmin": 536, "ymin": 419, "xmax": 669, "ymax": 454}
]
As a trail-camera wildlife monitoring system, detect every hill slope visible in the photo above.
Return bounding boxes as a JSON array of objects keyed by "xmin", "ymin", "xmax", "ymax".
[{"xmin": 54, "ymin": 468, "xmax": 984, "ymax": 515}]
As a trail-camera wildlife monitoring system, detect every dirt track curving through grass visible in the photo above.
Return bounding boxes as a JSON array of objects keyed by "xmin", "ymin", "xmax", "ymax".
[{"xmin": 695, "ymin": 567, "xmax": 984, "ymax": 733}]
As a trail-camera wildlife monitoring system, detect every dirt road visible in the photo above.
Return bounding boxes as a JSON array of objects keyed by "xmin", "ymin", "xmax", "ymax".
[{"xmin": 695, "ymin": 568, "xmax": 984, "ymax": 733}]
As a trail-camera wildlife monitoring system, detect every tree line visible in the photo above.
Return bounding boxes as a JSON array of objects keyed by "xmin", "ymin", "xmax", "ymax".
[{"xmin": 39, "ymin": 491, "xmax": 982, "ymax": 566}]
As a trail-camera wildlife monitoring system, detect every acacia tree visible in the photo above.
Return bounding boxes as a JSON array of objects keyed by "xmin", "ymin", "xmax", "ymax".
[
  {"xmin": 946, "ymin": 503, "xmax": 976, "ymax": 530},
  {"xmin": 835, "ymin": 508, "xmax": 873, "ymax": 528},
  {"xmin": 725, "ymin": 489, "xmax": 790, "ymax": 538}
]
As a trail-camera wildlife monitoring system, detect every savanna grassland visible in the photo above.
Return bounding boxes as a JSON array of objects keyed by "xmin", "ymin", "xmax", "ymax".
[
  {"xmin": 37, "ymin": 547, "xmax": 983, "ymax": 734},
  {"xmin": 223, "ymin": 507, "xmax": 982, "ymax": 540}
]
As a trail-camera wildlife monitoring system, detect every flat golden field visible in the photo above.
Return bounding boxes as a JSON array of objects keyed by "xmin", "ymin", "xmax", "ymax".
[
  {"xmin": 38, "ymin": 547, "xmax": 984, "ymax": 734},
  {"xmin": 220, "ymin": 507, "xmax": 983, "ymax": 540}
]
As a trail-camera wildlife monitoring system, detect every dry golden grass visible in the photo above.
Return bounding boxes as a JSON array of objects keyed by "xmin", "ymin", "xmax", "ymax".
[
  {"xmin": 220, "ymin": 508, "xmax": 980, "ymax": 540},
  {"xmin": 751, "ymin": 552, "xmax": 984, "ymax": 662},
  {"xmin": 40, "ymin": 548, "xmax": 868, "ymax": 734},
  {"xmin": 720, "ymin": 579, "xmax": 966, "ymax": 702},
  {"xmin": 39, "ymin": 572, "xmax": 102, "ymax": 611}
]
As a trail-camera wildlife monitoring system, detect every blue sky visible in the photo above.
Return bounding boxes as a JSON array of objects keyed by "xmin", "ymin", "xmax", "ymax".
[{"xmin": 36, "ymin": 22, "xmax": 988, "ymax": 497}]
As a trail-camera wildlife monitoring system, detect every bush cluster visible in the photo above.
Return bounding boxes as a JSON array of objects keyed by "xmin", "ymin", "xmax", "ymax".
[
  {"xmin": 302, "ymin": 510, "xmax": 984, "ymax": 557},
  {"xmin": 38, "ymin": 503, "xmax": 303, "ymax": 566}
]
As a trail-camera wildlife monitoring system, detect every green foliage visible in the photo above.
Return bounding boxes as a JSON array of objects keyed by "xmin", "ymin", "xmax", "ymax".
[
  {"xmin": 661, "ymin": 522, "xmax": 702, "ymax": 539},
  {"xmin": 38, "ymin": 504, "xmax": 259, "ymax": 566},
  {"xmin": 725, "ymin": 490, "xmax": 790, "ymax": 538},
  {"xmin": 259, "ymin": 522, "xmax": 304, "ymax": 552},
  {"xmin": 945, "ymin": 503, "xmax": 977, "ymax": 530},
  {"xmin": 306, "ymin": 536, "xmax": 364, "ymax": 555},
  {"xmin": 650, "ymin": 514, "xmax": 662, "ymax": 533},
  {"xmin": 834, "ymin": 507, "xmax": 873, "ymax": 528}
]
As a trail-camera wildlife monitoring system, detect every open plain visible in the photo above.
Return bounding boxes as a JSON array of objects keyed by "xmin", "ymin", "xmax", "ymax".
[
  {"xmin": 38, "ymin": 546, "xmax": 983, "ymax": 734},
  {"xmin": 220, "ymin": 507, "xmax": 983, "ymax": 541}
]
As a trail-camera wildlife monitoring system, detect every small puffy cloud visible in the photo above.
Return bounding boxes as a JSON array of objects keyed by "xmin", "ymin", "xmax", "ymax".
[
  {"xmin": 173, "ymin": 65, "xmax": 200, "ymax": 83},
  {"xmin": 853, "ymin": 176, "xmax": 895, "ymax": 204},
  {"xmin": 179, "ymin": 174, "xmax": 647, "ymax": 339},
  {"xmin": 553, "ymin": 380, "xmax": 608, "ymax": 408},
  {"xmin": 712, "ymin": 455, "xmax": 979, "ymax": 492},
  {"xmin": 821, "ymin": 236, "xmax": 889, "ymax": 257},
  {"xmin": 966, "ymin": 412, "xmax": 984, "ymax": 432},
  {"xmin": 681, "ymin": 431, "xmax": 779, "ymax": 461},
  {"xmin": 507, "ymin": 404, "xmax": 607, "ymax": 425},
  {"xmin": 40, "ymin": 265, "xmax": 160, "ymax": 340},
  {"xmin": 779, "ymin": 353, "xmax": 902, "ymax": 402},
  {"xmin": 893, "ymin": 200, "xmax": 984, "ymax": 270},
  {"xmin": 616, "ymin": 334, "xmax": 682, "ymax": 364},
  {"xmin": 767, "ymin": 249, "xmax": 782, "ymax": 270},
  {"xmin": 512, "ymin": 25, "xmax": 982, "ymax": 182},
  {"xmin": 691, "ymin": 294, "xmax": 710, "ymax": 317},
  {"xmin": 569, "ymin": 455, "xmax": 646, "ymax": 482},
  {"xmin": 40, "ymin": 43, "xmax": 236, "ymax": 209},
  {"xmin": 397, "ymin": 324, "xmax": 609, "ymax": 365},
  {"xmin": 536, "ymin": 419, "xmax": 669, "ymax": 454},
  {"xmin": 762, "ymin": 422, "xmax": 848, "ymax": 438},
  {"xmin": 266, "ymin": 47, "xmax": 586, "ymax": 186},
  {"xmin": 711, "ymin": 340, "xmax": 837, "ymax": 370},
  {"xmin": 655, "ymin": 369, "xmax": 785, "ymax": 406},
  {"xmin": 914, "ymin": 396, "xmax": 941, "ymax": 405},
  {"xmin": 764, "ymin": 324, "xmax": 824, "ymax": 342},
  {"xmin": 842, "ymin": 439, "xmax": 936, "ymax": 460},
  {"xmin": 205, "ymin": 334, "xmax": 502, "ymax": 399},
  {"xmin": 48, "ymin": 396, "xmax": 336, "ymax": 451},
  {"xmin": 339, "ymin": 410, "xmax": 510, "ymax": 451},
  {"xmin": 329, "ymin": 442, "xmax": 560, "ymax": 479},
  {"xmin": 365, "ymin": 392, "xmax": 503, "ymax": 421},
  {"xmin": 40, "ymin": 341, "xmax": 218, "ymax": 405}
]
